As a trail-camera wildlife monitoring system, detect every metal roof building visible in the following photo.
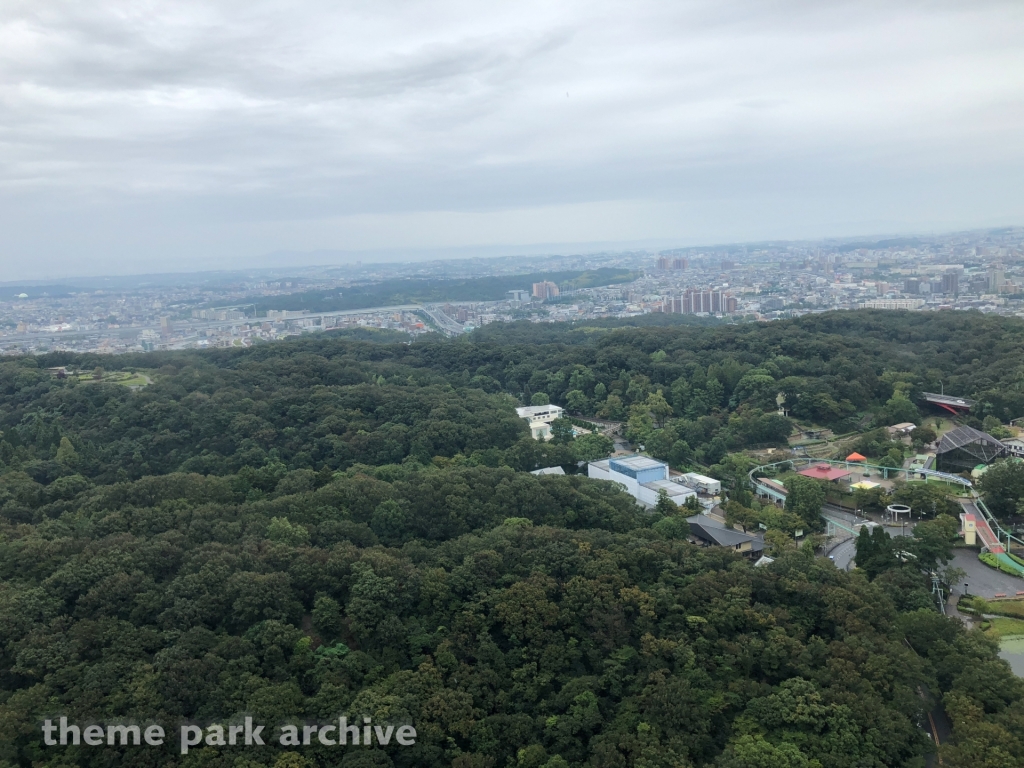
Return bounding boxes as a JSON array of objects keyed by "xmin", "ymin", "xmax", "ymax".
[
  {"xmin": 686, "ymin": 514, "xmax": 764, "ymax": 557},
  {"xmin": 935, "ymin": 425, "xmax": 1006, "ymax": 473}
]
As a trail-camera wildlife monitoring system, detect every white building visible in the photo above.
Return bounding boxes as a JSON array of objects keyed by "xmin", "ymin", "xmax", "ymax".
[
  {"xmin": 1004, "ymin": 437, "xmax": 1024, "ymax": 459},
  {"xmin": 860, "ymin": 299, "xmax": 925, "ymax": 310},
  {"xmin": 530, "ymin": 466, "xmax": 565, "ymax": 476},
  {"xmin": 887, "ymin": 422, "xmax": 916, "ymax": 437},
  {"xmin": 515, "ymin": 404, "xmax": 565, "ymax": 440},
  {"xmin": 679, "ymin": 472, "xmax": 722, "ymax": 496},
  {"xmin": 588, "ymin": 455, "xmax": 697, "ymax": 508}
]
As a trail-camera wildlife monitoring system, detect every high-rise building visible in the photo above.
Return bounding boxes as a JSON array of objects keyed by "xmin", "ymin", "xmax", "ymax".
[
  {"xmin": 656, "ymin": 257, "xmax": 671, "ymax": 270},
  {"xmin": 159, "ymin": 316, "xmax": 172, "ymax": 338},
  {"xmin": 671, "ymin": 258, "xmax": 687, "ymax": 270},
  {"xmin": 679, "ymin": 289, "xmax": 729, "ymax": 314},
  {"xmin": 725, "ymin": 296, "xmax": 738, "ymax": 313},
  {"xmin": 903, "ymin": 278, "xmax": 920, "ymax": 294},
  {"xmin": 941, "ymin": 272, "xmax": 959, "ymax": 296},
  {"xmin": 532, "ymin": 281, "xmax": 560, "ymax": 300},
  {"xmin": 989, "ymin": 266, "xmax": 1005, "ymax": 293}
]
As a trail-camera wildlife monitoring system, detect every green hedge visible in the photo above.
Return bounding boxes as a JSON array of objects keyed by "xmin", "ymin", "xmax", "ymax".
[
  {"xmin": 568, "ymin": 416, "xmax": 601, "ymax": 431},
  {"xmin": 979, "ymin": 551, "xmax": 1023, "ymax": 577}
]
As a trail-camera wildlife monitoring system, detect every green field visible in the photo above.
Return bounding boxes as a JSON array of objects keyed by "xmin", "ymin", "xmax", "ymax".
[
  {"xmin": 983, "ymin": 617, "xmax": 1024, "ymax": 639},
  {"xmin": 963, "ymin": 596, "xmax": 1024, "ymax": 619}
]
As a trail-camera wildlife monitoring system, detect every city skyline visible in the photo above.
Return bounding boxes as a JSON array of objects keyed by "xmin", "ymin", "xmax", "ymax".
[{"xmin": 2, "ymin": 224, "xmax": 1022, "ymax": 357}]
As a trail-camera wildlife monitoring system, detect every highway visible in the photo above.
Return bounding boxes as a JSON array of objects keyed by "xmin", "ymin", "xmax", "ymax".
[{"xmin": 421, "ymin": 304, "xmax": 467, "ymax": 336}]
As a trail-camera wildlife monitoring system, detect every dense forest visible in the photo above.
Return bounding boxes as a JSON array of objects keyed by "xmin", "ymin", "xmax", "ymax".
[{"xmin": 2, "ymin": 310, "xmax": 1024, "ymax": 767}]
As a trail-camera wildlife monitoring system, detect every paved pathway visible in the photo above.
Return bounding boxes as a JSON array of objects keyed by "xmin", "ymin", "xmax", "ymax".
[{"xmin": 948, "ymin": 550, "xmax": 1024, "ymax": 598}]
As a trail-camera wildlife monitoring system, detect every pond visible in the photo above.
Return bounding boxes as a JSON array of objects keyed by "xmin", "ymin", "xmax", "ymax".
[{"xmin": 999, "ymin": 636, "xmax": 1024, "ymax": 677}]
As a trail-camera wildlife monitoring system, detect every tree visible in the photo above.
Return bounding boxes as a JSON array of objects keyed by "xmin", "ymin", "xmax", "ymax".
[
  {"xmin": 764, "ymin": 528, "xmax": 795, "ymax": 555},
  {"xmin": 670, "ymin": 377, "xmax": 691, "ymax": 413},
  {"xmin": 369, "ymin": 499, "xmax": 409, "ymax": 545},
  {"xmin": 856, "ymin": 525, "xmax": 897, "ymax": 579},
  {"xmin": 625, "ymin": 406, "xmax": 654, "ymax": 445},
  {"xmin": 598, "ymin": 394, "xmax": 626, "ymax": 420},
  {"xmin": 549, "ymin": 417, "xmax": 574, "ymax": 444},
  {"xmin": 731, "ymin": 370, "xmax": 778, "ymax": 411},
  {"xmin": 312, "ymin": 595, "xmax": 343, "ymax": 640},
  {"xmin": 93, "ymin": 366, "xmax": 104, "ymax": 380},
  {"xmin": 909, "ymin": 514, "xmax": 958, "ymax": 571},
  {"xmin": 571, "ymin": 433, "xmax": 613, "ymax": 462},
  {"xmin": 981, "ymin": 460, "xmax": 1024, "ymax": 516},
  {"xmin": 784, "ymin": 475, "xmax": 826, "ymax": 530},
  {"xmin": 703, "ymin": 378, "xmax": 725, "ymax": 409},
  {"xmin": 644, "ymin": 392, "xmax": 673, "ymax": 428},
  {"xmin": 644, "ymin": 426, "xmax": 678, "ymax": 462},
  {"xmin": 874, "ymin": 390, "xmax": 919, "ymax": 427},
  {"xmin": 879, "ymin": 447, "xmax": 905, "ymax": 469},
  {"xmin": 625, "ymin": 375, "xmax": 651, "ymax": 404},
  {"xmin": 55, "ymin": 436, "xmax": 78, "ymax": 467},
  {"xmin": 983, "ymin": 415, "xmax": 1011, "ymax": 439},
  {"xmin": 652, "ymin": 515, "xmax": 689, "ymax": 539},
  {"xmin": 669, "ymin": 439, "xmax": 693, "ymax": 467},
  {"xmin": 910, "ymin": 425, "xmax": 936, "ymax": 445},
  {"xmin": 654, "ymin": 489, "xmax": 676, "ymax": 516},
  {"xmin": 890, "ymin": 482, "xmax": 959, "ymax": 519},
  {"xmin": 852, "ymin": 485, "xmax": 886, "ymax": 513},
  {"xmin": 267, "ymin": 516, "xmax": 310, "ymax": 546},
  {"xmin": 531, "ymin": 392, "xmax": 550, "ymax": 406},
  {"xmin": 565, "ymin": 390, "xmax": 589, "ymax": 414},
  {"xmin": 717, "ymin": 734, "xmax": 816, "ymax": 768}
]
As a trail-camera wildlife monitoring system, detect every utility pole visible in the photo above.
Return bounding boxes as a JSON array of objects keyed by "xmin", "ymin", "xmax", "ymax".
[{"xmin": 931, "ymin": 573, "xmax": 946, "ymax": 615}]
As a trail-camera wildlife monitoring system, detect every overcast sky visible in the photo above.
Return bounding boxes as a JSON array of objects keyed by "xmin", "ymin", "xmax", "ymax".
[{"xmin": 1, "ymin": 0, "xmax": 1022, "ymax": 279}]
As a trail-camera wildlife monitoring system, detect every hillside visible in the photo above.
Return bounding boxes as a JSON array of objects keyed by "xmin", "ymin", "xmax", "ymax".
[{"xmin": 1, "ymin": 310, "xmax": 1023, "ymax": 767}]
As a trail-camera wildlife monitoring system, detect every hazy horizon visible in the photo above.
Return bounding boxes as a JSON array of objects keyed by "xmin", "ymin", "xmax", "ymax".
[
  {"xmin": 1, "ymin": 224, "xmax": 1019, "ymax": 285},
  {"xmin": 2, "ymin": 0, "xmax": 1022, "ymax": 280}
]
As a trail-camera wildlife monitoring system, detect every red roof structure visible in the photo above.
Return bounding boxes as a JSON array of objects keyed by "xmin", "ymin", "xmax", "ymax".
[
  {"xmin": 846, "ymin": 452, "xmax": 867, "ymax": 462},
  {"xmin": 798, "ymin": 464, "xmax": 851, "ymax": 482}
]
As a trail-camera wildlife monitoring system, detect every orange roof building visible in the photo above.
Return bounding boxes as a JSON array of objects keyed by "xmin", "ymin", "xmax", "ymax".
[{"xmin": 846, "ymin": 452, "xmax": 867, "ymax": 462}]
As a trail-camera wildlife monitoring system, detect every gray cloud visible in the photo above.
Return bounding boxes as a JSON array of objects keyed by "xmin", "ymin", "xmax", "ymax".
[{"xmin": 0, "ymin": 0, "xmax": 1022, "ymax": 277}]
